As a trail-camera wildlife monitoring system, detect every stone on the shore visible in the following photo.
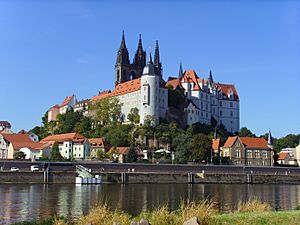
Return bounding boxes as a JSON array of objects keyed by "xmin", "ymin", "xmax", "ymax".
[
  {"xmin": 139, "ymin": 218, "xmax": 151, "ymax": 225},
  {"xmin": 183, "ymin": 216, "xmax": 199, "ymax": 225}
]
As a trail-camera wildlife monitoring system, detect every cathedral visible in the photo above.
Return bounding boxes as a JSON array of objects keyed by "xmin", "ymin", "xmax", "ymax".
[{"xmin": 48, "ymin": 32, "xmax": 240, "ymax": 133}]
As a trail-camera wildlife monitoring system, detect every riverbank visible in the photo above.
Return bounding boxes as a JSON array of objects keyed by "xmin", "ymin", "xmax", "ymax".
[
  {"xmin": 2, "ymin": 171, "xmax": 300, "ymax": 184},
  {"xmin": 11, "ymin": 199, "xmax": 300, "ymax": 225}
]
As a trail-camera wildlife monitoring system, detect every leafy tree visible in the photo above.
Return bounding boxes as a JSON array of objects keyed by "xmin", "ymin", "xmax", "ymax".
[
  {"xmin": 127, "ymin": 107, "xmax": 140, "ymax": 124},
  {"xmin": 89, "ymin": 97, "xmax": 121, "ymax": 127},
  {"xmin": 173, "ymin": 131, "xmax": 192, "ymax": 164},
  {"xmin": 55, "ymin": 110, "xmax": 82, "ymax": 134},
  {"xmin": 190, "ymin": 133, "xmax": 212, "ymax": 163},
  {"xmin": 13, "ymin": 151, "xmax": 26, "ymax": 160},
  {"xmin": 74, "ymin": 116, "xmax": 93, "ymax": 138},
  {"xmin": 126, "ymin": 145, "xmax": 138, "ymax": 163},
  {"xmin": 239, "ymin": 127, "xmax": 255, "ymax": 137},
  {"xmin": 50, "ymin": 142, "xmax": 64, "ymax": 161},
  {"xmin": 96, "ymin": 149, "xmax": 105, "ymax": 160},
  {"xmin": 106, "ymin": 124, "xmax": 131, "ymax": 147},
  {"xmin": 192, "ymin": 122, "xmax": 214, "ymax": 135}
]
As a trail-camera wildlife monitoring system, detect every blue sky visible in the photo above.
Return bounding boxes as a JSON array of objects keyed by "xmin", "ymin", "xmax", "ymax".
[{"xmin": 0, "ymin": 0, "xmax": 299, "ymax": 138}]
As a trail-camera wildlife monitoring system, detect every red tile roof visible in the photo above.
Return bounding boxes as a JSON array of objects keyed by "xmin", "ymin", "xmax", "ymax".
[
  {"xmin": 1, "ymin": 134, "xmax": 48, "ymax": 150},
  {"xmin": 212, "ymin": 138, "xmax": 221, "ymax": 151},
  {"xmin": 90, "ymin": 90, "xmax": 111, "ymax": 102},
  {"xmin": 215, "ymin": 83, "xmax": 239, "ymax": 100},
  {"xmin": 111, "ymin": 78, "xmax": 141, "ymax": 97},
  {"xmin": 240, "ymin": 137, "xmax": 269, "ymax": 149},
  {"xmin": 89, "ymin": 138, "xmax": 111, "ymax": 151},
  {"xmin": 41, "ymin": 133, "xmax": 86, "ymax": 144},
  {"xmin": 109, "ymin": 147, "xmax": 130, "ymax": 155},
  {"xmin": 61, "ymin": 95, "xmax": 74, "ymax": 107},
  {"xmin": 166, "ymin": 78, "xmax": 182, "ymax": 90},
  {"xmin": 223, "ymin": 136, "xmax": 238, "ymax": 148},
  {"xmin": 223, "ymin": 136, "xmax": 270, "ymax": 149},
  {"xmin": 278, "ymin": 152, "xmax": 289, "ymax": 160}
]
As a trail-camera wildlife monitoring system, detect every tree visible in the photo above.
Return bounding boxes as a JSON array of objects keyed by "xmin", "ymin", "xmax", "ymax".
[
  {"xmin": 74, "ymin": 116, "xmax": 93, "ymax": 138},
  {"xmin": 96, "ymin": 149, "xmax": 105, "ymax": 160},
  {"xmin": 190, "ymin": 133, "xmax": 212, "ymax": 163},
  {"xmin": 89, "ymin": 97, "xmax": 121, "ymax": 127},
  {"xmin": 239, "ymin": 127, "xmax": 255, "ymax": 137},
  {"xmin": 13, "ymin": 151, "xmax": 26, "ymax": 160},
  {"xmin": 55, "ymin": 110, "xmax": 83, "ymax": 134},
  {"xmin": 126, "ymin": 145, "xmax": 138, "ymax": 163},
  {"xmin": 173, "ymin": 131, "xmax": 192, "ymax": 164},
  {"xmin": 106, "ymin": 124, "xmax": 131, "ymax": 147},
  {"xmin": 50, "ymin": 142, "xmax": 64, "ymax": 161},
  {"xmin": 127, "ymin": 107, "xmax": 140, "ymax": 124}
]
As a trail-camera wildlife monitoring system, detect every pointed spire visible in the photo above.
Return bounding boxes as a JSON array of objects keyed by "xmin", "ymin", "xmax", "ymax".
[
  {"xmin": 120, "ymin": 30, "xmax": 126, "ymax": 48},
  {"xmin": 214, "ymin": 127, "xmax": 218, "ymax": 139},
  {"xmin": 208, "ymin": 69, "xmax": 214, "ymax": 83},
  {"xmin": 154, "ymin": 40, "xmax": 160, "ymax": 65},
  {"xmin": 179, "ymin": 62, "xmax": 184, "ymax": 78},
  {"xmin": 268, "ymin": 129, "xmax": 273, "ymax": 145},
  {"xmin": 149, "ymin": 52, "xmax": 153, "ymax": 64}
]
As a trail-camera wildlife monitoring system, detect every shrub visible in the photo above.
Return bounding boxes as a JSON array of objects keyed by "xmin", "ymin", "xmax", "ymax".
[{"xmin": 237, "ymin": 198, "xmax": 272, "ymax": 213}]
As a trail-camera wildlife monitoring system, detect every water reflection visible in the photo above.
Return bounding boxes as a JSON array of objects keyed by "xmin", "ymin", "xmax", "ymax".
[{"xmin": 1, "ymin": 183, "xmax": 300, "ymax": 224}]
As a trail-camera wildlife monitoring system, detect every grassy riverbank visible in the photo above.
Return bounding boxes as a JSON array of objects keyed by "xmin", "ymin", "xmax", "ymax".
[{"xmin": 12, "ymin": 199, "xmax": 300, "ymax": 225}]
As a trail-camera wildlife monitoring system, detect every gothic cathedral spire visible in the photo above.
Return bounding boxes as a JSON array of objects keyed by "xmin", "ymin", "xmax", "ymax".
[
  {"xmin": 115, "ymin": 31, "xmax": 131, "ymax": 86},
  {"xmin": 208, "ymin": 69, "xmax": 214, "ymax": 84},
  {"xmin": 179, "ymin": 62, "xmax": 184, "ymax": 79},
  {"xmin": 154, "ymin": 40, "xmax": 162, "ymax": 76},
  {"xmin": 132, "ymin": 34, "xmax": 146, "ymax": 78}
]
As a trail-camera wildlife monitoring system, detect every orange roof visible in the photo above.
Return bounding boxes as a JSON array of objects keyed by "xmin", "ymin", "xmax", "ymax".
[
  {"xmin": 1, "ymin": 134, "xmax": 48, "ymax": 150},
  {"xmin": 109, "ymin": 147, "xmax": 130, "ymax": 155},
  {"xmin": 278, "ymin": 152, "xmax": 289, "ymax": 160},
  {"xmin": 89, "ymin": 138, "xmax": 111, "ymax": 150},
  {"xmin": 223, "ymin": 136, "xmax": 270, "ymax": 149},
  {"xmin": 61, "ymin": 95, "xmax": 74, "ymax": 107},
  {"xmin": 111, "ymin": 78, "xmax": 141, "ymax": 97},
  {"xmin": 212, "ymin": 138, "xmax": 221, "ymax": 151},
  {"xmin": 215, "ymin": 83, "xmax": 239, "ymax": 100},
  {"xmin": 223, "ymin": 136, "xmax": 238, "ymax": 148},
  {"xmin": 90, "ymin": 90, "xmax": 112, "ymax": 102},
  {"xmin": 41, "ymin": 133, "xmax": 86, "ymax": 143},
  {"xmin": 240, "ymin": 137, "xmax": 269, "ymax": 149},
  {"xmin": 181, "ymin": 70, "xmax": 203, "ymax": 91},
  {"xmin": 166, "ymin": 78, "xmax": 182, "ymax": 90}
]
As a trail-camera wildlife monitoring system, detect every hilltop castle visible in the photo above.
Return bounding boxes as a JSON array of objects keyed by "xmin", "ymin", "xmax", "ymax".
[{"xmin": 48, "ymin": 33, "xmax": 240, "ymax": 133}]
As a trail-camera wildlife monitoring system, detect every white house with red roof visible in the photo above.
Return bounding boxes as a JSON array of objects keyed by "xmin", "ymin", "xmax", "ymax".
[{"xmin": 41, "ymin": 132, "xmax": 90, "ymax": 160}]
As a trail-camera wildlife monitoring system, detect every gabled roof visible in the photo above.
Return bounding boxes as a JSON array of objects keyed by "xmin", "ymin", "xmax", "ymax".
[
  {"xmin": 61, "ymin": 95, "xmax": 74, "ymax": 107},
  {"xmin": 1, "ymin": 134, "xmax": 48, "ymax": 151},
  {"xmin": 41, "ymin": 133, "xmax": 86, "ymax": 143},
  {"xmin": 109, "ymin": 146, "xmax": 130, "ymax": 155},
  {"xmin": 223, "ymin": 136, "xmax": 270, "ymax": 149},
  {"xmin": 278, "ymin": 152, "xmax": 289, "ymax": 160},
  {"xmin": 215, "ymin": 83, "xmax": 239, "ymax": 100},
  {"xmin": 212, "ymin": 138, "xmax": 221, "ymax": 151},
  {"xmin": 89, "ymin": 138, "xmax": 111, "ymax": 150},
  {"xmin": 181, "ymin": 70, "xmax": 203, "ymax": 91},
  {"xmin": 166, "ymin": 78, "xmax": 182, "ymax": 90}
]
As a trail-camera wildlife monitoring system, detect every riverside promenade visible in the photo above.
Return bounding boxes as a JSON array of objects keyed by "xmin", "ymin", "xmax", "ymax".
[{"xmin": 1, "ymin": 160, "xmax": 300, "ymax": 184}]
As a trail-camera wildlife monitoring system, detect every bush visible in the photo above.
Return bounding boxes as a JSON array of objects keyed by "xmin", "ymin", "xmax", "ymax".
[{"xmin": 237, "ymin": 198, "xmax": 272, "ymax": 213}]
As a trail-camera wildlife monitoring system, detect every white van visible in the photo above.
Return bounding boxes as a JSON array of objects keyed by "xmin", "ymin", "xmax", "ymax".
[{"xmin": 30, "ymin": 165, "xmax": 39, "ymax": 172}]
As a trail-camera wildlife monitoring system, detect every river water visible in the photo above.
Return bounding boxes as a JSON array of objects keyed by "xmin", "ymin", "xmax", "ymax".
[{"xmin": 1, "ymin": 183, "xmax": 300, "ymax": 224}]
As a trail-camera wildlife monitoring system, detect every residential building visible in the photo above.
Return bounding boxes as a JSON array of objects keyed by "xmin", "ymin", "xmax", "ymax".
[
  {"xmin": 89, "ymin": 138, "xmax": 111, "ymax": 158},
  {"xmin": 0, "ymin": 121, "xmax": 11, "ymax": 131},
  {"xmin": 277, "ymin": 152, "xmax": 296, "ymax": 165},
  {"xmin": 41, "ymin": 133, "xmax": 90, "ymax": 160},
  {"xmin": 1, "ymin": 134, "xmax": 50, "ymax": 160},
  {"xmin": 221, "ymin": 136, "xmax": 273, "ymax": 166}
]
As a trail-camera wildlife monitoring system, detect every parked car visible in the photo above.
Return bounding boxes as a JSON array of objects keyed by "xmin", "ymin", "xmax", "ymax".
[
  {"xmin": 30, "ymin": 165, "xmax": 39, "ymax": 172},
  {"xmin": 10, "ymin": 167, "xmax": 19, "ymax": 172}
]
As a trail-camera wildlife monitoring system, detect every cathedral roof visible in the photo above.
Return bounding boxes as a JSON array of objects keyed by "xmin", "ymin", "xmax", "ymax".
[
  {"xmin": 111, "ymin": 78, "xmax": 141, "ymax": 96},
  {"xmin": 165, "ymin": 78, "xmax": 182, "ymax": 90},
  {"xmin": 90, "ymin": 91, "xmax": 111, "ymax": 102},
  {"xmin": 215, "ymin": 83, "xmax": 239, "ymax": 100}
]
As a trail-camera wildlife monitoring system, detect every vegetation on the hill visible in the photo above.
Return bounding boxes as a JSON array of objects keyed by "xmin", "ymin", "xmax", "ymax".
[
  {"xmin": 29, "ymin": 97, "xmax": 300, "ymax": 163},
  {"xmin": 50, "ymin": 142, "xmax": 64, "ymax": 161},
  {"xmin": 13, "ymin": 151, "xmax": 26, "ymax": 160}
]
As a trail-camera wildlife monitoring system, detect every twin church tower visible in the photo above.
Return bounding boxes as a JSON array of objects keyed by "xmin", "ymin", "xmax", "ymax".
[{"xmin": 115, "ymin": 31, "xmax": 162, "ymax": 85}]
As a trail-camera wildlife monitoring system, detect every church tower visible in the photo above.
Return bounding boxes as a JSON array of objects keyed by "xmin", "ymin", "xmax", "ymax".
[
  {"xmin": 115, "ymin": 31, "xmax": 131, "ymax": 86},
  {"xmin": 132, "ymin": 34, "xmax": 146, "ymax": 79},
  {"xmin": 154, "ymin": 40, "xmax": 162, "ymax": 77}
]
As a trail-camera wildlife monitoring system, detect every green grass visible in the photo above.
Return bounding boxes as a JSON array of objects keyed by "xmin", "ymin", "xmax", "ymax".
[{"xmin": 214, "ymin": 211, "xmax": 300, "ymax": 225}]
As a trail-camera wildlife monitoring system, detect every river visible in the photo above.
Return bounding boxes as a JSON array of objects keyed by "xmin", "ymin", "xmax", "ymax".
[{"xmin": 1, "ymin": 183, "xmax": 300, "ymax": 224}]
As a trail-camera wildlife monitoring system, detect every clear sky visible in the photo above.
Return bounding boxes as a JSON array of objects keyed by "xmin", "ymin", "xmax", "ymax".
[{"xmin": 0, "ymin": 0, "xmax": 299, "ymax": 138}]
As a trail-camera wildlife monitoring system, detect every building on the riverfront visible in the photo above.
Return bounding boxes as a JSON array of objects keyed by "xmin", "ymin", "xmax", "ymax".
[
  {"xmin": 41, "ymin": 133, "xmax": 90, "ymax": 160},
  {"xmin": 220, "ymin": 136, "xmax": 273, "ymax": 166},
  {"xmin": 276, "ymin": 142, "xmax": 300, "ymax": 166},
  {"xmin": 0, "ymin": 133, "xmax": 51, "ymax": 160},
  {"xmin": 89, "ymin": 137, "xmax": 111, "ymax": 158},
  {"xmin": 46, "ymin": 32, "xmax": 240, "ymax": 133}
]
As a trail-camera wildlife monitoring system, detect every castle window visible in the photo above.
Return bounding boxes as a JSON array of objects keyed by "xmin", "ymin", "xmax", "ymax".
[
  {"xmin": 206, "ymin": 113, "xmax": 208, "ymax": 118},
  {"xmin": 230, "ymin": 102, "xmax": 233, "ymax": 107},
  {"xmin": 220, "ymin": 110, "xmax": 222, "ymax": 116},
  {"xmin": 220, "ymin": 101, "xmax": 222, "ymax": 106},
  {"xmin": 230, "ymin": 111, "xmax": 233, "ymax": 117}
]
